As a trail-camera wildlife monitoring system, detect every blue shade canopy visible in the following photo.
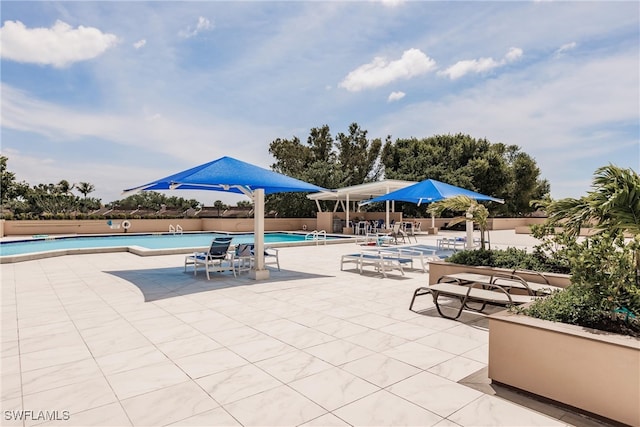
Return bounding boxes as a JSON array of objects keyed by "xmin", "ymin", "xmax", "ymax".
[
  {"xmin": 123, "ymin": 156, "xmax": 327, "ymax": 197},
  {"xmin": 360, "ymin": 179, "xmax": 504, "ymax": 206}
]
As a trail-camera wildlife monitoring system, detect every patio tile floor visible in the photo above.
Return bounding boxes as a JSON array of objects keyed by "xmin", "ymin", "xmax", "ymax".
[{"xmin": 0, "ymin": 230, "xmax": 617, "ymax": 426}]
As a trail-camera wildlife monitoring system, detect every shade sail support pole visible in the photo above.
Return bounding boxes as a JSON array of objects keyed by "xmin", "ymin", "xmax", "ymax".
[
  {"xmin": 345, "ymin": 194, "xmax": 350, "ymax": 231},
  {"xmin": 385, "ymin": 201, "xmax": 390, "ymax": 230},
  {"xmin": 250, "ymin": 188, "xmax": 269, "ymax": 280}
]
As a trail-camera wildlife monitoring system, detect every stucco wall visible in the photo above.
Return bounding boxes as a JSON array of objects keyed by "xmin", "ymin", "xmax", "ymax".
[
  {"xmin": 489, "ymin": 312, "xmax": 640, "ymax": 426},
  {"xmin": 1, "ymin": 218, "xmax": 318, "ymax": 237},
  {"xmin": 0, "ymin": 216, "xmax": 549, "ymax": 238}
]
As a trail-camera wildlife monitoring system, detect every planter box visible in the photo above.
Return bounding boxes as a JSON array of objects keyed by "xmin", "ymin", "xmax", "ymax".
[{"xmin": 488, "ymin": 311, "xmax": 640, "ymax": 426}]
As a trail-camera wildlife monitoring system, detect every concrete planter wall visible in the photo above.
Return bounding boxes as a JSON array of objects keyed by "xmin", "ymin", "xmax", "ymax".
[
  {"xmin": 428, "ymin": 262, "xmax": 639, "ymax": 424},
  {"xmin": 488, "ymin": 311, "xmax": 640, "ymax": 426}
]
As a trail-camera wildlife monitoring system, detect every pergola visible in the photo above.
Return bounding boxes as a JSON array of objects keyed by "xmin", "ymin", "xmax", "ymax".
[{"xmin": 307, "ymin": 179, "xmax": 416, "ymax": 227}]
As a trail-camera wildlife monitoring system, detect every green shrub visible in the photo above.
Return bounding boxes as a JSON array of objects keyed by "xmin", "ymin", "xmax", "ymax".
[
  {"xmin": 517, "ymin": 284, "xmax": 640, "ymax": 337},
  {"xmin": 447, "ymin": 247, "xmax": 570, "ymax": 274},
  {"xmin": 513, "ymin": 232, "xmax": 640, "ymax": 337},
  {"xmin": 567, "ymin": 233, "xmax": 640, "ymax": 316},
  {"xmin": 519, "ymin": 285, "xmax": 603, "ymax": 325}
]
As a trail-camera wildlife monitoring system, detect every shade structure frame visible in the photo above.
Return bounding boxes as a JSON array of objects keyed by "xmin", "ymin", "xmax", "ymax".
[{"xmin": 123, "ymin": 156, "xmax": 329, "ymax": 279}]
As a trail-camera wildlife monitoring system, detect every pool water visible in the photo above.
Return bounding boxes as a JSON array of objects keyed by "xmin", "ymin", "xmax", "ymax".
[{"xmin": 0, "ymin": 232, "xmax": 337, "ymax": 257}]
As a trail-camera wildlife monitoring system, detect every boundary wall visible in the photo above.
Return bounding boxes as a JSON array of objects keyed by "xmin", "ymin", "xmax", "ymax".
[
  {"xmin": 0, "ymin": 218, "xmax": 318, "ymax": 237},
  {"xmin": 0, "ymin": 217, "xmax": 548, "ymax": 238}
]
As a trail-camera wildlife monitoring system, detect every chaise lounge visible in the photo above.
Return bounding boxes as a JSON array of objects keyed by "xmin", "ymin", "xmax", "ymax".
[
  {"xmin": 340, "ymin": 251, "xmax": 412, "ymax": 278},
  {"xmin": 409, "ymin": 281, "xmax": 538, "ymax": 319}
]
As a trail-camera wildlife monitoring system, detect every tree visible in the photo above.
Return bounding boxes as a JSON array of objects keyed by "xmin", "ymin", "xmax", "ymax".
[
  {"xmin": 268, "ymin": 123, "xmax": 384, "ymax": 217},
  {"xmin": 381, "ymin": 134, "xmax": 549, "ymax": 216},
  {"xmin": 110, "ymin": 192, "xmax": 199, "ymax": 212},
  {"xmin": 27, "ymin": 183, "xmax": 79, "ymax": 216},
  {"xmin": 56, "ymin": 180, "xmax": 74, "ymax": 195},
  {"xmin": 546, "ymin": 164, "xmax": 640, "ymax": 237},
  {"xmin": 76, "ymin": 182, "xmax": 95, "ymax": 198},
  {"xmin": 0, "ymin": 155, "xmax": 29, "ymax": 207},
  {"xmin": 335, "ymin": 123, "xmax": 383, "ymax": 186},
  {"xmin": 427, "ymin": 196, "xmax": 491, "ymax": 249},
  {"xmin": 544, "ymin": 164, "xmax": 640, "ymax": 285},
  {"xmin": 213, "ymin": 200, "xmax": 227, "ymax": 217}
]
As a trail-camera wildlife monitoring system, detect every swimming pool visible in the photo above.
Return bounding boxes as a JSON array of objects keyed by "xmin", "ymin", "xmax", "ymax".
[{"xmin": 0, "ymin": 231, "xmax": 351, "ymax": 262}]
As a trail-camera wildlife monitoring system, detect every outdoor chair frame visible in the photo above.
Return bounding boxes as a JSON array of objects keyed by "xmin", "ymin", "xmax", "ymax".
[
  {"xmin": 184, "ymin": 236, "xmax": 236, "ymax": 279},
  {"xmin": 409, "ymin": 281, "xmax": 538, "ymax": 320}
]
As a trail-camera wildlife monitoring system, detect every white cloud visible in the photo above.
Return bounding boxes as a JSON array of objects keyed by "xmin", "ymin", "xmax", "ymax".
[
  {"xmin": 388, "ymin": 91, "xmax": 405, "ymax": 102},
  {"xmin": 555, "ymin": 42, "xmax": 577, "ymax": 56},
  {"xmin": 0, "ymin": 20, "xmax": 118, "ymax": 68},
  {"xmin": 504, "ymin": 47, "xmax": 523, "ymax": 62},
  {"xmin": 372, "ymin": 52, "xmax": 638, "ymax": 198},
  {"xmin": 0, "ymin": 83, "xmax": 282, "ymax": 179},
  {"xmin": 339, "ymin": 48, "xmax": 436, "ymax": 92},
  {"xmin": 133, "ymin": 39, "xmax": 146, "ymax": 49},
  {"xmin": 378, "ymin": 0, "xmax": 405, "ymax": 7},
  {"xmin": 178, "ymin": 16, "xmax": 214, "ymax": 38},
  {"xmin": 439, "ymin": 47, "xmax": 523, "ymax": 80}
]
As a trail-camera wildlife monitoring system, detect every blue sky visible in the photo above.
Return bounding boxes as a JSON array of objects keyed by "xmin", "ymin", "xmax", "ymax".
[{"xmin": 1, "ymin": 1, "xmax": 638, "ymax": 206}]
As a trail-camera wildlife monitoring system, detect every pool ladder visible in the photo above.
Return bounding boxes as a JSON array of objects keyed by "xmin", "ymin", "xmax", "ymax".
[{"xmin": 304, "ymin": 229, "xmax": 327, "ymax": 245}]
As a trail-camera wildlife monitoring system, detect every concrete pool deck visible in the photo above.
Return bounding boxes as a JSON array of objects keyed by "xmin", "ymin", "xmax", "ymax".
[{"xmin": 0, "ymin": 230, "xmax": 612, "ymax": 426}]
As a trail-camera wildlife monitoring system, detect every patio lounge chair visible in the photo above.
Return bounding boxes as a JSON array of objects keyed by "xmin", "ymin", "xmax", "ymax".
[
  {"xmin": 409, "ymin": 281, "xmax": 538, "ymax": 320},
  {"xmin": 340, "ymin": 251, "xmax": 412, "ymax": 278},
  {"xmin": 365, "ymin": 245, "xmax": 440, "ymax": 272},
  {"xmin": 232, "ymin": 243, "xmax": 280, "ymax": 271},
  {"xmin": 438, "ymin": 272, "xmax": 562, "ymax": 296},
  {"xmin": 234, "ymin": 243, "xmax": 254, "ymax": 274},
  {"xmin": 372, "ymin": 219, "xmax": 385, "ymax": 233},
  {"xmin": 259, "ymin": 246, "xmax": 281, "ymax": 271},
  {"xmin": 184, "ymin": 236, "xmax": 235, "ymax": 279},
  {"xmin": 436, "ymin": 236, "xmax": 479, "ymax": 251},
  {"xmin": 384, "ymin": 222, "xmax": 408, "ymax": 244}
]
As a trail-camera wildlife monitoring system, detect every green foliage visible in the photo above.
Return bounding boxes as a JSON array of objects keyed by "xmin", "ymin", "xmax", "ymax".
[
  {"xmin": 447, "ymin": 247, "xmax": 570, "ymax": 274},
  {"xmin": 566, "ymin": 233, "xmax": 640, "ymax": 314},
  {"xmin": 519, "ymin": 284, "xmax": 606, "ymax": 325},
  {"xmin": 545, "ymin": 164, "xmax": 640, "ymax": 238},
  {"xmin": 381, "ymin": 134, "xmax": 549, "ymax": 216},
  {"xmin": 428, "ymin": 196, "xmax": 491, "ymax": 249},
  {"xmin": 268, "ymin": 123, "xmax": 384, "ymax": 217},
  {"xmin": 518, "ymin": 164, "xmax": 640, "ymax": 336},
  {"xmin": 544, "ymin": 163, "xmax": 640, "ymax": 287},
  {"xmin": 212, "ymin": 200, "xmax": 228, "ymax": 216},
  {"xmin": 1, "ymin": 155, "xmax": 30, "ymax": 206},
  {"xmin": 76, "ymin": 182, "xmax": 95, "ymax": 198},
  {"xmin": 110, "ymin": 192, "xmax": 199, "ymax": 211}
]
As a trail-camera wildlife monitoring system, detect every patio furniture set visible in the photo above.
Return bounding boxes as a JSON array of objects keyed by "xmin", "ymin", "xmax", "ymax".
[
  {"xmin": 184, "ymin": 236, "xmax": 280, "ymax": 280},
  {"xmin": 185, "ymin": 234, "xmax": 556, "ymax": 323}
]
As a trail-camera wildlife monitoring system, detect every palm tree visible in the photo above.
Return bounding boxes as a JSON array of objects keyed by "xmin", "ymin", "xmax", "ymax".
[
  {"xmin": 427, "ymin": 195, "xmax": 491, "ymax": 249},
  {"xmin": 56, "ymin": 180, "xmax": 74, "ymax": 195},
  {"xmin": 545, "ymin": 164, "xmax": 640, "ymax": 284},
  {"xmin": 546, "ymin": 164, "xmax": 640, "ymax": 237},
  {"xmin": 213, "ymin": 200, "xmax": 226, "ymax": 217},
  {"xmin": 76, "ymin": 182, "xmax": 95, "ymax": 199}
]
